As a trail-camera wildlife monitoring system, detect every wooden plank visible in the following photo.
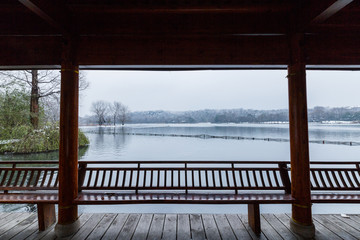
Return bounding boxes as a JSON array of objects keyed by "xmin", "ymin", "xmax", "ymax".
[
  {"xmin": 237, "ymin": 214, "xmax": 267, "ymax": 240},
  {"xmin": 333, "ymin": 214, "xmax": 360, "ymax": 230},
  {"xmin": 116, "ymin": 213, "xmax": 141, "ymax": 240},
  {"xmin": 189, "ymin": 214, "xmax": 206, "ymax": 240},
  {"xmin": 262, "ymin": 214, "xmax": 297, "ymax": 240},
  {"xmin": 293, "ymin": 214, "xmax": 340, "ymax": 240},
  {"xmin": 177, "ymin": 214, "xmax": 191, "ymax": 240},
  {"xmin": 86, "ymin": 213, "xmax": 117, "ymax": 240},
  {"xmin": 162, "ymin": 214, "xmax": 177, "ymax": 240},
  {"xmin": 313, "ymin": 214, "xmax": 358, "ymax": 240},
  {"xmin": 147, "ymin": 214, "xmax": 165, "ymax": 240},
  {"xmin": 0, "ymin": 212, "xmax": 12, "ymax": 220},
  {"xmin": 0, "ymin": 212, "xmax": 23, "ymax": 225},
  {"xmin": 132, "ymin": 214, "xmax": 153, "ymax": 240},
  {"xmin": 325, "ymin": 214, "xmax": 360, "ymax": 238},
  {"xmin": 12, "ymin": 219, "xmax": 39, "ymax": 239},
  {"xmin": 0, "ymin": 213, "xmax": 33, "ymax": 235},
  {"xmin": 343, "ymin": 215, "xmax": 360, "ymax": 225},
  {"xmin": 277, "ymin": 213, "xmax": 332, "ymax": 240},
  {"xmin": 260, "ymin": 215, "xmax": 283, "ymax": 240},
  {"xmin": 102, "ymin": 214, "xmax": 128, "ymax": 239},
  {"xmin": 201, "ymin": 214, "xmax": 221, "ymax": 240},
  {"xmin": 212, "ymin": 214, "xmax": 236, "ymax": 240},
  {"xmin": 225, "ymin": 214, "xmax": 252, "ymax": 240},
  {"xmin": 71, "ymin": 213, "xmax": 105, "ymax": 239},
  {"xmin": 25, "ymin": 214, "xmax": 59, "ymax": 240},
  {"xmin": 41, "ymin": 214, "xmax": 88, "ymax": 240},
  {"xmin": 0, "ymin": 213, "xmax": 37, "ymax": 239}
]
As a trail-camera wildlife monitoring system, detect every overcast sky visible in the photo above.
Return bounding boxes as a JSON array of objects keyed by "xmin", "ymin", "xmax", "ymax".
[{"xmin": 79, "ymin": 70, "xmax": 360, "ymax": 117}]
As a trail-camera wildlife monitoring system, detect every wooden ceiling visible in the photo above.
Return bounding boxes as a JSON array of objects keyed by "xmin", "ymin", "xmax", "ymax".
[{"xmin": 1, "ymin": 0, "xmax": 360, "ymax": 69}]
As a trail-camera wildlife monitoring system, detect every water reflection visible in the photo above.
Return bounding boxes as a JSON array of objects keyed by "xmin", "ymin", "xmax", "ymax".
[{"xmin": 0, "ymin": 146, "xmax": 89, "ymax": 161}]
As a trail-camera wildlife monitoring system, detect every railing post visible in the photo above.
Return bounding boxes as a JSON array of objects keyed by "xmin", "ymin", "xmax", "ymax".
[
  {"xmin": 288, "ymin": 33, "xmax": 315, "ymax": 238},
  {"xmin": 136, "ymin": 163, "xmax": 140, "ymax": 194},
  {"xmin": 185, "ymin": 163, "xmax": 188, "ymax": 194},
  {"xmin": 55, "ymin": 36, "xmax": 80, "ymax": 237},
  {"xmin": 232, "ymin": 163, "xmax": 238, "ymax": 194},
  {"xmin": 78, "ymin": 163, "xmax": 87, "ymax": 192},
  {"xmin": 278, "ymin": 163, "xmax": 291, "ymax": 194}
]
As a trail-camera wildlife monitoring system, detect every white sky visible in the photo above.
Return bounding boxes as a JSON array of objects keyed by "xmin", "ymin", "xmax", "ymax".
[{"xmin": 79, "ymin": 70, "xmax": 360, "ymax": 117}]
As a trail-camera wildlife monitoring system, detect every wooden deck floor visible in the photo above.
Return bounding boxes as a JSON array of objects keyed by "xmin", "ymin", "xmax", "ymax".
[{"xmin": 0, "ymin": 212, "xmax": 360, "ymax": 239}]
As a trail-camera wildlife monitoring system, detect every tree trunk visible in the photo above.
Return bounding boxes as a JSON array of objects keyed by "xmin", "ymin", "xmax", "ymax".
[{"xmin": 30, "ymin": 70, "xmax": 39, "ymax": 129}]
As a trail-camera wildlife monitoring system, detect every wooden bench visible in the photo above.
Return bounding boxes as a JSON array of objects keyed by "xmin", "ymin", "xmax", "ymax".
[
  {"xmin": 1, "ymin": 160, "xmax": 360, "ymax": 235},
  {"xmin": 0, "ymin": 161, "xmax": 58, "ymax": 231}
]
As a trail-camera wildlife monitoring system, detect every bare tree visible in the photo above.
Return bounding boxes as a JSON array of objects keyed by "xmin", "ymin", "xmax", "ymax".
[
  {"xmin": 0, "ymin": 70, "xmax": 88, "ymax": 128},
  {"xmin": 119, "ymin": 104, "xmax": 130, "ymax": 125},
  {"xmin": 109, "ymin": 101, "xmax": 122, "ymax": 125},
  {"xmin": 91, "ymin": 101, "xmax": 109, "ymax": 125}
]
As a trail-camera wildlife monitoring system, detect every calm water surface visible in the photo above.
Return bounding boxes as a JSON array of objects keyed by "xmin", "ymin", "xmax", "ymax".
[{"xmin": 1, "ymin": 123, "xmax": 360, "ymax": 213}]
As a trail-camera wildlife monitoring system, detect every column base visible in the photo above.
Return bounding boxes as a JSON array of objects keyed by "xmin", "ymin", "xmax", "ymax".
[
  {"xmin": 290, "ymin": 218, "xmax": 315, "ymax": 239},
  {"xmin": 54, "ymin": 219, "xmax": 80, "ymax": 238}
]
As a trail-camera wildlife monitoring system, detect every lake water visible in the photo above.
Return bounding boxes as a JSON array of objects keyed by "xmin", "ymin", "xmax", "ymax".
[{"xmin": 1, "ymin": 123, "xmax": 360, "ymax": 214}]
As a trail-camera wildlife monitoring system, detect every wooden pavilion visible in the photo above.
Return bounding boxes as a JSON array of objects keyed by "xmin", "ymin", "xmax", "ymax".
[{"xmin": 1, "ymin": 0, "xmax": 360, "ymax": 238}]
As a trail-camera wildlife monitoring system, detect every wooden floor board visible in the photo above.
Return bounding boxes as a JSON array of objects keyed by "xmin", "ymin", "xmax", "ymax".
[
  {"xmin": 333, "ymin": 214, "xmax": 360, "ymax": 233},
  {"xmin": 0, "ymin": 213, "xmax": 37, "ymax": 239},
  {"xmin": 101, "ymin": 213, "xmax": 128, "ymax": 240},
  {"xmin": 201, "ymin": 214, "xmax": 221, "ymax": 240},
  {"xmin": 177, "ymin": 214, "xmax": 191, "ymax": 240},
  {"xmin": 162, "ymin": 214, "xmax": 177, "ymax": 240},
  {"xmin": 226, "ymin": 214, "xmax": 252, "ymax": 240},
  {"xmin": 147, "ymin": 214, "xmax": 165, "ymax": 240},
  {"xmin": 213, "ymin": 214, "xmax": 236, "ymax": 240},
  {"xmin": 318, "ymin": 214, "xmax": 360, "ymax": 239},
  {"xmin": 0, "ymin": 212, "xmax": 360, "ymax": 240},
  {"xmin": 131, "ymin": 214, "xmax": 153, "ymax": 240},
  {"xmin": 313, "ymin": 214, "xmax": 358, "ymax": 240},
  {"xmin": 12, "ymin": 220, "xmax": 39, "ymax": 240},
  {"xmin": 70, "ymin": 213, "xmax": 105, "ymax": 240},
  {"xmin": 86, "ymin": 213, "xmax": 116, "ymax": 240},
  {"xmin": 116, "ymin": 213, "xmax": 141, "ymax": 240},
  {"xmin": 309, "ymin": 214, "xmax": 345, "ymax": 240},
  {"xmin": 260, "ymin": 215, "xmax": 283, "ymax": 240},
  {"xmin": 0, "ymin": 213, "xmax": 33, "ymax": 236},
  {"xmin": 262, "ymin": 214, "xmax": 297, "ymax": 240},
  {"xmin": 190, "ymin": 214, "xmax": 206, "ymax": 240},
  {"xmin": 237, "ymin": 214, "xmax": 268, "ymax": 240}
]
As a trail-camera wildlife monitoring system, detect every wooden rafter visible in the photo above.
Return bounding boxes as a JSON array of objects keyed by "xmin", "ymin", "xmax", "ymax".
[
  {"xmin": 312, "ymin": 0, "xmax": 353, "ymax": 23},
  {"xmin": 18, "ymin": 0, "xmax": 71, "ymax": 34}
]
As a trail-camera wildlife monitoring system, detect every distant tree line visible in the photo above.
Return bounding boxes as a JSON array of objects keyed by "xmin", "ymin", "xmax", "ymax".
[{"xmin": 81, "ymin": 106, "xmax": 360, "ymax": 125}]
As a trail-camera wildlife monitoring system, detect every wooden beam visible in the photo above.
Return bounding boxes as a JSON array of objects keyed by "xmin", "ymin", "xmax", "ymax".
[
  {"xmin": 69, "ymin": 1, "xmax": 292, "ymax": 14},
  {"xmin": 288, "ymin": 33, "xmax": 314, "ymax": 238},
  {"xmin": 71, "ymin": 13, "xmax": 289, "ymax": 36},
  {"xmin": 312, "ymin": 0, "xmax": 353, "ymax": 23},
  {"xmin": 0, "ymin": 34, "xmax": 360, "ymax": 67}
]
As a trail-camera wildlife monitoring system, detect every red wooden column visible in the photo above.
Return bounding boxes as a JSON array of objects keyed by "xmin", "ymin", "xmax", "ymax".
[
  {"xmin": 55, "ymin": 37, "xmax": 80, "ymax": 237},
  {"xmin": 288, "ymin": 33, "xmax": 315, "ymax": 238}
]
